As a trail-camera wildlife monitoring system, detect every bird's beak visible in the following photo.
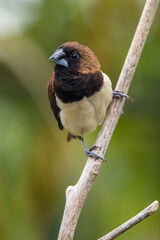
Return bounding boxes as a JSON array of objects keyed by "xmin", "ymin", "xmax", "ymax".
[{"xmin": 49, "ymin": 48, "xmax": 68, "ymax": 68}]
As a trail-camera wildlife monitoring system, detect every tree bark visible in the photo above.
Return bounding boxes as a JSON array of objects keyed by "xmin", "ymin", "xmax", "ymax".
[{"xmin": 98, "ymin": 201, "xmax": 159, "ymax": 240}]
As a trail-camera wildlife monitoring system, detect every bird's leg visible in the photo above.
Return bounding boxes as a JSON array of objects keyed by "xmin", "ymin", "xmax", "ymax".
[
  {"xmin": 80, "ymin": 137, "xmax": 108, "ymax": 162},
  {"xmin": 113, "ymin": 90, "xmax": 133, "ymax": 101}
]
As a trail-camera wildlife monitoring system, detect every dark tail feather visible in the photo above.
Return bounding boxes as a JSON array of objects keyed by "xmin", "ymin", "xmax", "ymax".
[
  {"xmin": 67, "ymin": 133, "xmax": 77, "ymax": 142},
  {"xmin": 67, "ymin": 133, "xmax": 76, "ymax": 142}
]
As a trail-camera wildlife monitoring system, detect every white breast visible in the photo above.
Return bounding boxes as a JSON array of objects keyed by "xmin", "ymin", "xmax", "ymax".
[{"xmin": 56, "ymin": 72, "xmax": 113, "ymax": 137}]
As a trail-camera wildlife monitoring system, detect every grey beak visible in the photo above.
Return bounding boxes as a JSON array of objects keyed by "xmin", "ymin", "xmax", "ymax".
[{"xmin": 49, "ymin": 48, "xmax": 68, "ymax": 68}]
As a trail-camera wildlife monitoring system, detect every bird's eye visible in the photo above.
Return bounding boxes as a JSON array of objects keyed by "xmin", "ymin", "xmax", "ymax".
[{"xmin": 70, "ymin": 53, "xmax": 79, "ymax": 60}]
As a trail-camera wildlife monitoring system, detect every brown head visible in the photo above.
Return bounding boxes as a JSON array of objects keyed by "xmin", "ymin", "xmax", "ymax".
[
  {"xmin": 49, "ymin": 42, "xmax": 103, "ymax": 103},
  {"xmin": 49, "ymin": 41, "xmax": 101, "ymax": 74}
]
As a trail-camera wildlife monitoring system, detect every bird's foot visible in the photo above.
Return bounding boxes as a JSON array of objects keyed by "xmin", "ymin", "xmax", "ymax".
[
  {"xmin": 80, "ymin": 138, "xmax": 108, "ymax": 162},
  {"xmin": 113, "ymin": 90, "xmax": 133, "ymax": 101},
  {"xmin": 89, "ymin": 145, "xmax": 101, "ymax": 152},
  {"xmin": 85, "ymin": 149, "xmax": 108, "ymax": 162}
]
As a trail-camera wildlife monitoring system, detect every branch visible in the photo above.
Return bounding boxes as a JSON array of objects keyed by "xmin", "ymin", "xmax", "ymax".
[
  {"xmin": 57, "ymin": 0, "xmax": 160, "ymax": 239},
  {"xmin": 98, "ymin": 201, "xmax": 159, "ymax": 240}
]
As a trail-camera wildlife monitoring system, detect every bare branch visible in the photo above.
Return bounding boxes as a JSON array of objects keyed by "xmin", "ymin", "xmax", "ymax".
[
  {"xmin": 98, "ymin": 201, "xmax": 159, "ymax": 240},
  {"xmin": 57, "ymin": 0, "xmax": 160, "ymax": 239}
]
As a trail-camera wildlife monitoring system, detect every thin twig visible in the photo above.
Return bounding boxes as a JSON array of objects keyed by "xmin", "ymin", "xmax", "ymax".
[
  {"xmin": 98, "ymin": 201, "xmax": 159, "ymax": 240},
  {"xmin": 57, "ymin": 0, "xmax": 160, "ymax": 239}
]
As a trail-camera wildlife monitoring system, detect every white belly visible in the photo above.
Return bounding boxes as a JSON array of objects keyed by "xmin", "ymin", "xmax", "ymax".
[{"xmin": 56, "ymin": 72, "xmax": 113, "ymax": 137}]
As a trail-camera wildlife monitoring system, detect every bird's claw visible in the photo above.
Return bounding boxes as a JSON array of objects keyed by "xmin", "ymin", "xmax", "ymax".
[
  {"xmin": 89, "ymin": 145, "xmax": 101, "ymax": 152},
  {"xmin": 85, "ymin": 149, "xmax": 108, "ymax": 162},
  {"xmin": 113, "ymin": 90, "xmax": 133, "ymax": 102},
  {"xmin": 80, "ymin": 138, "xmax": 108, "ymax": 162}
]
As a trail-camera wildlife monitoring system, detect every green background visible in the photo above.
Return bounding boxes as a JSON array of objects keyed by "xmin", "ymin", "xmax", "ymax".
[{"xmin": 0, "ymin": 0, "xmax": 160, "ymax": 239}]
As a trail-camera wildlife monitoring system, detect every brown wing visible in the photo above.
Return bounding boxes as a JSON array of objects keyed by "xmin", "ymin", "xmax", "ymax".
[{"xmin": 47, "ymin": 72, "xmax": 63, "ymax": 130}]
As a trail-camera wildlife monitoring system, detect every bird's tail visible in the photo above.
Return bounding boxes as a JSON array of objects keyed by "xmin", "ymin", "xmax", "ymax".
[{"xmin": 67, "ymin": 133, "xmax": 77, "ymax": 142}]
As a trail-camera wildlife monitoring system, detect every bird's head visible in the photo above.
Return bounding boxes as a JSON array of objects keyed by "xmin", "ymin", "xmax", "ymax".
[{"xmin": 49, "ymin": 41, "xmax": 101, "ymax": 74}]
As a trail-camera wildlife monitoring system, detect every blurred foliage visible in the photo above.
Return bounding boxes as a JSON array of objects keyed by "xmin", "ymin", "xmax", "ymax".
[{"xmin": 0, "ymin": 0, "xmax": 160, "ymax": 239}]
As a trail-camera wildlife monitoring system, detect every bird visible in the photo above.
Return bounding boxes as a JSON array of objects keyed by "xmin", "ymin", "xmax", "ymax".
[{"xmin": 48, "ymin": 41, "xmax": 130, "ymax": 161}]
